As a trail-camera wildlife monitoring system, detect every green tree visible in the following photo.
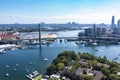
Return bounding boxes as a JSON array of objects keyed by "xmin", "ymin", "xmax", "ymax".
[
  {"xmin": 81, "ymin": 75, "xmax": 94, "ymax": 80},
  {"xmin": 57, "ymin": 63, "xmax": 64, "ymax": 71},
  {"xmin": 102, "ymin": 68, "xmax": 110, "ymax": 76},
  {"xmin": 47, "ymin": 64, "xmax": 56, "ymax": 75},
  {"xmin": 108, "ymin": 74, "xmax": 120, "ymax": 80},
  {"xmin": 73, "ymin": 61, "xmax": 81, "ymax": 69}
]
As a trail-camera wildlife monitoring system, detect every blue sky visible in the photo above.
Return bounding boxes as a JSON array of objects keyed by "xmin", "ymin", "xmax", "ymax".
[{"xmin": 0, "ymin": 0, "xmax": 120, "ymax": 24}]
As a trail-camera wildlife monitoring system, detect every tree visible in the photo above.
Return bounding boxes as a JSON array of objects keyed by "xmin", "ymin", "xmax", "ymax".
[
  {"xmin": 47, "ymin": 64, "xmax": 56, "ymax": 75},
  {"xmin": 102, "ymin": 68, "xmax": 110, "ymax": 76},
  {"xmin": 57, "ymin": 63, "xmax": 64, "ymax": 71},
  {"xmin": 108, "ymin": 74, "xmax": 120, "ymax": 80},
  {"xmin": 81, "ymin": 75, "xmax": 94, "ymax": 80},
  {"xmin": 73, "ymin": 61, "xmax": 81, "ymax": 69}
]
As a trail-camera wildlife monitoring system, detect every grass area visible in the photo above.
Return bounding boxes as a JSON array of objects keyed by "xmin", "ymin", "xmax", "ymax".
[{"xmin": 33, "ymin": 74, "xmax": 42, "ymax": 80}]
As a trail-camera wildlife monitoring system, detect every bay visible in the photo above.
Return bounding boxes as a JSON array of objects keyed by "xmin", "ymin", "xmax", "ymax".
[{"xmin": 0, "ymin": 30, "xmax": 120, "ymax": 80}]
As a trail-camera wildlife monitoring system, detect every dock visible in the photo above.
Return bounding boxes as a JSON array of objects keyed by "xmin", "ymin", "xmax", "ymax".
[
  {"xmin": 26, "ymin": 71, "xmax": 40, "ymax": 80},
  {"xmin": 33, "ymin": 74, "xmax": 42, "ymax": 80}
]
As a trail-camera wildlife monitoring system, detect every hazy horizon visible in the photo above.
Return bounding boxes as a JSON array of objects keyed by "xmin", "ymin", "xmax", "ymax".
[{"xmin": 0, "ymin": 0, "xmax": 120, "ymax": 24}]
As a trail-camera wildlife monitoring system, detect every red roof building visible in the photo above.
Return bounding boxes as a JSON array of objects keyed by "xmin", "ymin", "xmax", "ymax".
[{"xmin": 0, "ymin": 33, "xmax": 19, "ymax": 41}]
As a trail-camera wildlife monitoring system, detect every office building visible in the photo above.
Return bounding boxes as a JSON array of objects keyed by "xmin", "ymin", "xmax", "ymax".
[
  {"xmin": 117, "ymin": 19, "xmax": 120, "ymax": 31},
  {"xmin": 111, "ymin": 16, "xmax": 116, "ymax": 30},
  {"xmin": 85, "ymin": 28, "xmax": 106, "ymax": 37}
]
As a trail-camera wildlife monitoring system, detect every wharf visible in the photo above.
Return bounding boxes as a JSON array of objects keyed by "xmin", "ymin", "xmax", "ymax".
[
  {"xmin": 26, "ymin": 71, "xmax": 40, "ymax": 80},
  {"xmin": 33, "ymin": 74, "xmax": 42, "ymax": 80}
]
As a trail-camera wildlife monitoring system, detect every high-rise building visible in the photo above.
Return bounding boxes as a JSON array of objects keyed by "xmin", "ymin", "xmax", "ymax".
[
  {"xmin": 117, "ymin": 19, "xmax": 120, "ymax": 30},
  {"xmin": 85, "ymin": 28, "xmax": 106, "ymax": 37},
  {"xmin": 111, "ymin": 16, "xmax": 115, "ymax": 30}
]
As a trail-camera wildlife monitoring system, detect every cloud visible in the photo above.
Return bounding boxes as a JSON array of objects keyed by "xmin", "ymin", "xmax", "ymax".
[{"xmin": 0, "ymin": 10, "xmax": 120, "ymax": 24}]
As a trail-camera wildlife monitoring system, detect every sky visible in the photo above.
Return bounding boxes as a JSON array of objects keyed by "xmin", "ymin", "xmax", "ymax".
[{"xmin": 0, "ymin": 0, "xmax": 120, "ymax": 24}]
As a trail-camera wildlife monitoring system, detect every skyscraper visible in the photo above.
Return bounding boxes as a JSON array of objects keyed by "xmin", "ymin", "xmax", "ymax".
[
  {"xmin": 111, "ymin": 16, "xmax": 115, "ymax": 30},
  {"xmin": 117, "ymin": 19, "xmax": 120, "ymax": 32},
  {"xmin": 93, "ymin": 24, "xmax": 96, "ymax": 39},
  {"xmin": 117, "ymin": 20, "xmax": 120, "ymax": 28}
]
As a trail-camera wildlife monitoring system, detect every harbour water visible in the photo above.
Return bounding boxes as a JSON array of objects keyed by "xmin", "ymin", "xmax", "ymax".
[
  {"xmin": 0, "ymin": 30, "xmax": 120, "ymax": 80},
  {"xmin": 19, "ymin": 30, "xmax": 84, "ymax": 39}
]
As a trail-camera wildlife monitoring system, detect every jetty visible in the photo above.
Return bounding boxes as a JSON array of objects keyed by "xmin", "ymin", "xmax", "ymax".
[{"xmin": 26, "ymin": 71, "xmax": 40, "ymax": 80}]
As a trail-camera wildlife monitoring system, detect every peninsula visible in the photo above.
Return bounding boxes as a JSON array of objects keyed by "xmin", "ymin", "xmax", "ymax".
[{"xmin": 46, "ymin": 51, "xmax": 120, "ymax": 80}]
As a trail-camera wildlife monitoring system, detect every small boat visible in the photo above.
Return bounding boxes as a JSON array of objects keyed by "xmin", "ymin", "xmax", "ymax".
[
  {"xmin": 5, "ymin": 73, "xmax": 9, "ymax": 77},
  {"xmin": 25, "ymin": 69, "xmax": 29, "ymax": 72},
  {"xmin": 44, "ymin": 58, "xmax": 48, "ymax": 61},
  {"xmin": 13, "ymin": 68, "xmax": 17, "ymax": 71},
  {"xmin": 0, "ymin": 49, "xmax": 5, "ymax": 54},
  {"xmin": 33, "ymin": 62, "xmax": 36, "ymax": 65},
  {"xmin": 5, "ymin": 65, "xmax": 9, "ymax": 68},
  {"xmin": 92, "ymin": 42, "xmax": 98, "ymax": 46},
  {"xmin": 11, "ymin": 48, "xmax": 18, "ymax": 50},
  {"xmin": 16, "ymin": 64, "xmax": 19, "ymax": 66},
  {"xmin": 26, "ymin": 74, "xmax": 33, "ymax": 80},
  {"xmin": 32, "ymin": 71, "xmax": 39, "ymax": 75},
  {"xmin": 95, "ymin": 49, "xmax": 99, "ymax": 51},
  {"xmin": 75, "ymin": 42, "xmax": 80, "ymax": 45},
  {"xmin": 29, "ymin": 62, "xmax": 32, "ymax": 65}
]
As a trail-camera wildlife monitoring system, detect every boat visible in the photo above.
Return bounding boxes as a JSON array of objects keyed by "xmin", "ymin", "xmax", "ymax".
[
  {"xmin": 0, "ymin": 49, "xmax": 5, "ymax": 54},
  {"xmin": 16, "ymin": 64, "xmax": 19, "ymax": 66},
  {"xmin": 26, "ymin": 74, "xmax": 33, "ymax": 80},
  {"xmin": 26, "ymin": 71, "xmax": 39, "ymax": 80},
  {"xmin": 11, "ymin": 48, "xmax": 18, "ymax": 50},
  {"xmin": 25, "ymin": 69, "xmax": 29, "ymax": 72},
  {"xmin": 95, "ymin": 49, "xmax": 99, "ymax": 51},
  {"xmin": 92, "ymin": 42, "xmax": 98, "ymax": 46},
  {"xmin": 33, "ymin": 62, "xmax": 36, "ymax": 65},
  {"xmin": 32, "ymin": 71, "xmax": 39, "ymax": 75},
  {"xmin": 13, "ymin": 68, "xmax": 17, "ymax": 71},
  {"xmin": 5, "ymin": 65, "xmax": 9, "ymax": 68},
  {"xmin": 5, "ymin": 73, "xmax": 9, "ymax": 77},
  {"xmin": 29, "ymin": 62, "xmax": 32, "ymax": 65},
  {"xmin": 44, "ymin": 58, "xmax": 48, "ymax": 61}
]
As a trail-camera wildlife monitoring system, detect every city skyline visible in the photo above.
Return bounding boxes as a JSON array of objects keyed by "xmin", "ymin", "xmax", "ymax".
[{"xmin": 0, "ymin": 0, "xmax": 120, "ymax": 24}]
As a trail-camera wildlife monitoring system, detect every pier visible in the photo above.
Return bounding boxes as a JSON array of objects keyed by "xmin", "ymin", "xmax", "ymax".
[{"xmin": 26, "ymin": 71, "xmax": 40, "ymax": 80}]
